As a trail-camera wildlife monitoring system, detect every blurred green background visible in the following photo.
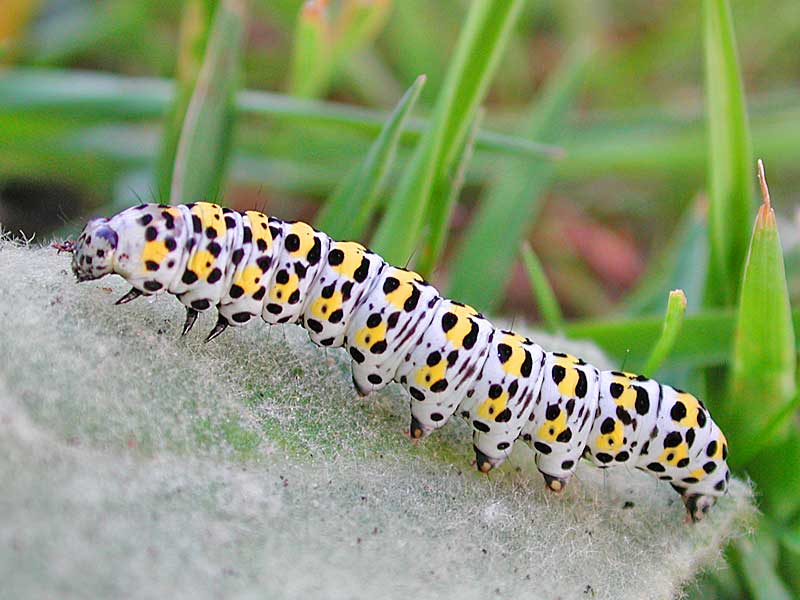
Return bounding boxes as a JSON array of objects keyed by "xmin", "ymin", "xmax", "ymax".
[{"xmin": 1, "ymin": 1, "xmax": 799, "ymax": 597}]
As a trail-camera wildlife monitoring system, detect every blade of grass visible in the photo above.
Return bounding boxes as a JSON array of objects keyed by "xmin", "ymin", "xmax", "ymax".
[
  {"xmin": 641, "ymin": 289, "xmax": 687, "ymax": 376},
  {"xmin": 723, "ymin": 160, "xmax": 796, "ymax": 469},
  {"xmin": 417, "ymin": 106, "xmax": 484, "ymax": 276},
  {"xmin": 520, "ymin": 241, "xmax": 564, "ymax": 334},
  {"xmin": 564, "ymin": 308, "xmax": 800, "ymax": 372},
  {"xmin": 288, "ymin": 0, "xmax": 329, "ymax": 98},
  {"xmin": 555, "ymin": 105, "xmax": 800, "ymax": 179},
  {"xmin": 315, "ymin": 74, "xmax": 425, "ymax": 240},
  {"xmin": 702, "ymin": 0, "xmax": 755, "ymax": 307},
  {"xmin": 155, "ymin": 0, "xmax": 216, "ymax": 202},
  {"xmin": 721, "ymin": 161, "xmax": 799, "ymax": 524},
  {"xmin": 370, "ymin": 0, "xmax": 525, "ymax": 266},
  {"xmin": 330, "ymin": 0, "xmax": 392, "ymax": 69},
  {"xmin": 169, "ymin": 0, "xmax": 246, "ymax": 205},
  {"xmin": 289, "ymin": 0, "xmax": 392, "ymax": 99},
  {"xmin": 0, "ymin": 68, "xmax": 563, "ymax": 161},
  {"xmin": 445, "ymin": 46, "xmax": 587, "ymax": 311},
  {"xmin": 433, "ymin": 0, "xmax": 524, "ymax": 176}
]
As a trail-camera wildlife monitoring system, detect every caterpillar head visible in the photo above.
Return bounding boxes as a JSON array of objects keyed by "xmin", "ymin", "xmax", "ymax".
[{"xmin": 72, "ymin": 218, "xmax": 119, "ymax": 282}]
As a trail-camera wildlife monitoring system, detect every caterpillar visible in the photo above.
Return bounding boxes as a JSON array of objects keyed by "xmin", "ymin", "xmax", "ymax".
[{"xmin": 67, "ymin": 201, "xmax": 730, "ymax": 522}]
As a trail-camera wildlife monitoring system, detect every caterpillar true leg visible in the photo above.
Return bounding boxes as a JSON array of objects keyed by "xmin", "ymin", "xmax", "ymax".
[
  {"xmin": 205, "ymin": 315, "xmax": 230, "ymax": 343},
  {"xmin": 66, "ymin": 201, "xmax": 731, "ymax": 522},
  {"xmin": 115, "ymin": 287, "xmax": 143, "ymax": 305},
  {"xmin": 182, "ymin": 307, "xmax": 199, "ymax": 336}
]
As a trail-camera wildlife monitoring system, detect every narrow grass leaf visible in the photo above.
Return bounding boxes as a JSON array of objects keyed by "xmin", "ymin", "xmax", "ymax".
[
  {"xmin": 416, "ymin": 106, "xmax": 483, "ymax": 277},
  {"xmin": 721, "ymin": 161, "xmax": 800, "ymax": 522},
  {"xmin": 434, "ymin": 0, "xmax": 525, "ymax": 174},
  {"xmin": 446, "ymin": 46, "xmax": 587, "ymax": 311},
  {"xmin": 288, "ymin": 1, "xmax": 329, "ymax": 98},
  {"xmin": 169, "ymin": 0, "xmax": 246, "ymax": 205},
  {"xmin": 315, "ymin": 74, "xmax": 425, "ymax": 240},
  {"xmin": 703, "ymin": 0, "xmax": 755, "ymax": 307},
  {"xmin": 641, "ymin": 290, "xmax": 687, "ymax": 376},
  {"xmin": 155, "ymin": 0, "xmax": 216, "ymax": 202},
  {"xmin": 289, "ymin": 0, "xmax": 391, "ymax": 99},
  {"xmin": 0, "ymin": 68, "xmax": 563, "ymax": 160},
  {"xmin": 520, "ymin": 241, "xmax": 564, "ymax": 334},
  {"xmin": 565, "ymin": 308, "xmax": 800, "ymax": 372},
  {"xmin": 723, "ymin": 160, "xmax": 796, "ymax": 468},
  {"xmin": 330, "ymin": 0, "xmax": 392, "ymax": 69},
  {"xmin": 370, "ymin": 0, "xmax": 524, "ymax": 266}
]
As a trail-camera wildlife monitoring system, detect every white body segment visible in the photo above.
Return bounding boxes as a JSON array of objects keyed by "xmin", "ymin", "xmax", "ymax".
[{"xmin": 394, "ymin": 300, "xmax": 494, "ymax": 439}]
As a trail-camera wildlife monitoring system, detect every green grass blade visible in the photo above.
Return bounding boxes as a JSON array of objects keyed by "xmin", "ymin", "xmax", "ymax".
[
  {"xmin": 520, "ymin": 241, "xmax": 564, "ymax": 334},
  {"xmin": 330, "ymin": 0, "xmax": 392, "ymax": 69},
  {"xmin": 641, "ymin": 289, "xmax": 687, "ymax": 376},
  {"xmin": 698, "ymin": 163, "xmax": 800, "ymax": 529},
  {"xmin": 555, "ymin": 104, "xmax": 800, "ymax": 179},
  {"xmin": 169, "ymin": 0, "xmax": 246, "ymax": 206},
  {"xmin": 433, "ymin": 0, "xmax": 525, "ymax": 175},
  {"xmin": 370, "ymin": 0, "xmax": 524, "ymax": 266},
  {"xmin": 288, "ymin": 1, "xmax": 329, "ymax": 98},
  {"xmin": 724, "ymin": 161, "xmax": 797, "ymax": 473},
  {"xmin": 564, "ymin": 308, "xmax": 800, "ymax": 373},
  {"xmin": 289, "ymin": 0, "xmax": 391, "ymax": 99},
  {"xmin": 155, "ymin": 0, "xmax": 216, "ymax": 203},
  {"xmin": 315, "ymin": 74, "xmax": 425, "ymax": 240},
  {"xmin": 446, "ymin": 47, "xmax": 587, "ymax": 311},
  {"xmin": 702, "ymin": 0, "xmax": 755, "ymax": 307},
  {"xmin": 0, "ymin": 68, "xmax": 563, "ymax": 160},
  {"xmin": 416, "ymin": 106, "xmax": 483, "ymax": 276}
]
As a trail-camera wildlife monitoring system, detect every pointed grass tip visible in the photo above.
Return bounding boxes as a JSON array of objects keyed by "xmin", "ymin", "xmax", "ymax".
[
  {"xmin": 757, "ymin": 159, "xmax": 771, "ymax": 210},
  {"xmin": 756, "ymin": 159, "xmax": 776, "ymax": 230}
]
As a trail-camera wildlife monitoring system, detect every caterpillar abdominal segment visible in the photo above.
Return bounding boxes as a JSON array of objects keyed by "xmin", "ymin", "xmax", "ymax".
[{"xmin": 69, "ymin": 202, "xmax": 731, "ymax": 522}]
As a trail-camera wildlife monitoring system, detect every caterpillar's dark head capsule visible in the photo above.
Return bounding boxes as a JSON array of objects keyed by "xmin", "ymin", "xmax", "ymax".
[{"xmin": 72, "ymin": 218, "xmax": 118, "ymax": 282}]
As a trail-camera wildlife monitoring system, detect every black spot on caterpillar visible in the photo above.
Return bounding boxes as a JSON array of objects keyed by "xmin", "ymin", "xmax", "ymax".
[{"xmin": 66, "ymin": 202, "xmax": 730, "ymax": 522}]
